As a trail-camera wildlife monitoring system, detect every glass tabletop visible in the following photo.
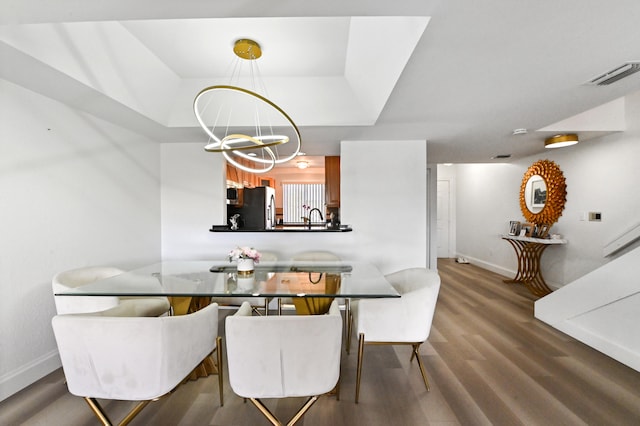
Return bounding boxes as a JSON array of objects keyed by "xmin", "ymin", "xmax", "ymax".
[{"xmin": 55, "ymin": 260, "xmax": 400, "ymax": 299}]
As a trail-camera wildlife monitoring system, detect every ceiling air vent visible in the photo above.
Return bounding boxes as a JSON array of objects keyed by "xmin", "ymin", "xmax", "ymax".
[{"xmin": 586, "ymin": 61, "xmax": 640, "ymax": 86}]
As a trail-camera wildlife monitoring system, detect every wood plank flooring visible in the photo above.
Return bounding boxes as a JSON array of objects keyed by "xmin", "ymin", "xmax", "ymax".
[{"xmin": 2, "ymin": 258, "xmax": 639, "ymax": 425}]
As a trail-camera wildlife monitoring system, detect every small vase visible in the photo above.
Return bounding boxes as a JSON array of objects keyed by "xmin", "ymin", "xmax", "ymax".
[
  {"xmin": 237, "ymin": 275, "xmax": 256, "ymax": 292},
  {"xmin": 237, "ymin": 258, "xmax": 255, "ymax": 276}
]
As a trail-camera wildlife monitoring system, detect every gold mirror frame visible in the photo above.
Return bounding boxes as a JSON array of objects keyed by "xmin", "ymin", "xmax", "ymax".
[{"xmin": 519, "ymin": 159, "xmax": 567, "ymax": 226}]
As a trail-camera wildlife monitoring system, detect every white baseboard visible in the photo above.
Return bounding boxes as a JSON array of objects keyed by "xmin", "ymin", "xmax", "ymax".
[
  {"xmin": 455, "ymin": 253, "xmax": 561, "ymax": 290},
  {"xmin": 0, "ymin": 350, "xmax": 61, "ymax": 402},
  {"xmin": 455, "ymin": 253, "xmax": 514, "ymax": 278},
  {"xmin": 550, "ymin": 321, "xmax": 640, "ymax": 373}
]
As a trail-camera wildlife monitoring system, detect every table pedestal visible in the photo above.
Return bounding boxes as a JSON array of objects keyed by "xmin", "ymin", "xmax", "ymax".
[{"xmin": 502, "ymin": 235, "xmax": 566, "ymax": 297}]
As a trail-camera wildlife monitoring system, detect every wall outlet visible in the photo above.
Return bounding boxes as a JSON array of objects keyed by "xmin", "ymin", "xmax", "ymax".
[{"xmin": 589, "ymin": 212, "xmax": 602, "ymax": 222}]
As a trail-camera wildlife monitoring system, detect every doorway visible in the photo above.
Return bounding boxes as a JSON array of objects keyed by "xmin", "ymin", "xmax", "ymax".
[{"xmin": 437, "ymin": 179, "xmax": 454, "ymax": 258}]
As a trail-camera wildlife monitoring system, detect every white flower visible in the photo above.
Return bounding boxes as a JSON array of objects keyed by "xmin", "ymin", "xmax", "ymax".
[{"xmin": 228, "ymin": 246, "xmax": 261, "ymax": 263}]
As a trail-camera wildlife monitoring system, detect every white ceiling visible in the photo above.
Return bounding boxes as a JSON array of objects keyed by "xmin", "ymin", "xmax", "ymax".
[
  {"xmin": 2, "ymin": 0, "xmax": 640, "ymax": 164},
  {"xmin": 121, "ymin": 18, "xmax": 352, "ymax": 78}
]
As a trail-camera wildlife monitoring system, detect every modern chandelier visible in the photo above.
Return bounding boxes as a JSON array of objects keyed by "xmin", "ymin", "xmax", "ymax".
[{"xmin": 193, "ymin": 39, "xmax": 301, "ymax": 174}]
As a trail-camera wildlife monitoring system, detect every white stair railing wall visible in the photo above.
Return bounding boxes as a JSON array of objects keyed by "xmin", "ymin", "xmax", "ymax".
[{"xmin": 535, "ymin": 246, "xmax": 640, "ymax": 372}]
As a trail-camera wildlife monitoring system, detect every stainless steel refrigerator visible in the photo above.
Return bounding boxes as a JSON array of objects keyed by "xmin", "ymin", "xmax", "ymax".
[{"xmin": 227, "ymin": 186, "xmax": 276, "ymax": 230}]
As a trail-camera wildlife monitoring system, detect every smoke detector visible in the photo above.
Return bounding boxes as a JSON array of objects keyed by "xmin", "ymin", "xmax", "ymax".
[{"xmin": 586, "ymin": 61, "xmax": 640, "ymax": 86}]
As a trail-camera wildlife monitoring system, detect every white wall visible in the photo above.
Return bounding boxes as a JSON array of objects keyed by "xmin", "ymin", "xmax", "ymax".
[
  {"xmin": 454, "ymin": 90, "xmax": 640, "ymax": 287},
  {"xmin": 454, "ymin": 162, "xmax": 525, "ymax": 276},
  {"xmin": 0, "ymin": 80, "xmax": 162, "ymax": 401},
  {"xmin": 341, "ymin": 140, "xmax": 429, "ymax": 272},
  {"xmin": 160, "ymin": 143, "xmax": 226, "ymax": 260},
  {"xmin": 160, "ymin": 140, "xmax": 429, "ymax": 274}
]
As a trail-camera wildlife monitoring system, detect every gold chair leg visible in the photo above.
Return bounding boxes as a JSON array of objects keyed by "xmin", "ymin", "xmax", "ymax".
[
  {"xmin": 216, "ymin": 336, "xmax": 224, "ymax": 406},
  {"xmin": 345, "ymin": 299, "xmax": 351, "ymax": 354},
  {"xmin": 84, "ymin": 397, "xmax": 151, "ymax": 426},
  {"xmin": 251, "ymin": 298, "xmax": 270, "ymax": 316},
  {"xmin": 286, "ymin": 396, "xmax": 319, "ymax": 426},
  {"xmin": 347, "ymin": 309, "xmax": 353, "ymax": 355},
  {"xmin": 249, "ymin": 398, "xmax": 281, "ymax": 426},
  {"xmin": 119, "ymin": 400, "xmax": 151, "ymax": 426},
  {"xmin": 412, "ymin": 343, "xmax": 431, "ymax": 391},
  {"xmin": 84, "ymin": 398, "xmax": 112, "ymax": 426},
  {"xmin": 249, "ymin": 395, "xmax": 321, "ymax": 426},
  {"xmin": 355, "ymin": 333, "xmax": 365, "ymax": 403}
]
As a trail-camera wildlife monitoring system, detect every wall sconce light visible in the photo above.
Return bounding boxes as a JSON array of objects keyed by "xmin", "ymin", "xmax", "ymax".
[
  {"xmin": 545, "ymin": 133, "xmax": 579, "ymax": 149},
  {"xmin": 296, "ymin": 161, "xmax": 309, "ymax": 169}
]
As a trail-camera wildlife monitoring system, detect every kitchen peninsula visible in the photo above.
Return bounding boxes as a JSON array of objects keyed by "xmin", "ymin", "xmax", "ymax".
[{"xmin": 210, "ymin": 225, "xmax": 352, "ymax": 232}]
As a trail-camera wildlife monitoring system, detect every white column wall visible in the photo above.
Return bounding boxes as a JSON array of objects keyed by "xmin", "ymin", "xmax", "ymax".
[
  {"xmin": 341, "ymin": 140, "xmax": 428, "ymax": 272},
  {"xmin": 0, "ymin": 80, "xmax": 161, "ymax": 401}
]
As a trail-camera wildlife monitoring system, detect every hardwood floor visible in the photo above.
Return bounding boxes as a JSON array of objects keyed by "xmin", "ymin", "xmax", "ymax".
[{"xmin": 2, "ymin": 259, "xmax": 639, "ymax": 425}]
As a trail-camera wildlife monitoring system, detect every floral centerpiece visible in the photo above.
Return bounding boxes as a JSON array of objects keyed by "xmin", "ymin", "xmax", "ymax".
[
  {"xmin": 228, "ymin": 246, "xmax": 261, "ymax": 275},
  {"xmin": 228, "ymin": 246, "xmax": 261, "ymax": 263}
]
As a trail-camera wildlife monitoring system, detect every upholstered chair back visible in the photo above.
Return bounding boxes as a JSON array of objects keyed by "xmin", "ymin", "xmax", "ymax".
[
  {"xmin": 226, "ymin": 300, "xmax": 342, "ymax": 398},
  {"xmin": 354, "ymin": 267, "xmax": 441, "ymax": 343},
  {"xmin": 52, "ymin": 303, "xmax": 219, "ymax": 401},
  {"xmin": 52, "ymin": 266, "xmax": 123, "ymax": 314}
]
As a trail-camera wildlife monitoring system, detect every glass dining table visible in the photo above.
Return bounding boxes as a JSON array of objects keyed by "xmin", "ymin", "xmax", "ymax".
[
  {"xmin": 54, "ymin": 260, "xmax": 400, "ymax": 315},
  {"xmin": 55, "ymin": 260, "xmax": 398, "ymax": 380}
]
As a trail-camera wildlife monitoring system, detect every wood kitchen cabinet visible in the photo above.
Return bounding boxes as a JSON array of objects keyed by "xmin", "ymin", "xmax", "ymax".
[
  {"xmin": 226, "ymin": 159, "xmax": 274, "ymax": 188},
  {"xmin": 325, "ymin": 156, "xmax": 340, "ymax": 208}
]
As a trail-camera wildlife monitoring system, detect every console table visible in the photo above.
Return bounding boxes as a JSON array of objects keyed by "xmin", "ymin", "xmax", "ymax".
[{"xmin": 501, "ymin": 235, "xmax": 567, "ymax": 297}]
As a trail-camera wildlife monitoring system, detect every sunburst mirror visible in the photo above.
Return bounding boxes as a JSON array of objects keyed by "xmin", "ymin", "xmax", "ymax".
[{"xmin": 519, "ymin": 159, "xmax": 567, "ymax": 227}]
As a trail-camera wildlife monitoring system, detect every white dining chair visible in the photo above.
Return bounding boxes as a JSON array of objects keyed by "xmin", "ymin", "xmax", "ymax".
[
  {"xmin": 51, "ymin": 302, "xmax": 223, "ymax": 425},
  {"xmin": 225, "ymin": 300, "xmax": 342, "ymax": 425},
  {"xmin": 351, "ymin": 267, "xmax": 441, "ymax": 403},
  {"xmin": 52, "ymin": 266, "xmax": 170, "ymax": 316}
]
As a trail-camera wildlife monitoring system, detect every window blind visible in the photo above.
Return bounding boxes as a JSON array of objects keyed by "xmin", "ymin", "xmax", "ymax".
[{"xmin": 282, "ymin": 183, "xmax": 325, "ymax": 223}]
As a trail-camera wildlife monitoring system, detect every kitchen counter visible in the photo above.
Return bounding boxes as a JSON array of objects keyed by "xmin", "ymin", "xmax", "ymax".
[{"xmin": 210, "ymin": 224, "xmax": 352, "ymax": 232}]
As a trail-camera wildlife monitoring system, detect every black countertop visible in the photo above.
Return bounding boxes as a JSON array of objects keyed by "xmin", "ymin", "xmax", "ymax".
[{"xmin": 210, "ymin": 225, "xmax": 352, "ymax": 232}]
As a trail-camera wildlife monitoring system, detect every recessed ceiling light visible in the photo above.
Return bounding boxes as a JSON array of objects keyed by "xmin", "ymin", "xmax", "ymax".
[
  {"xmin": 296, "ymin": 161, "xmax": 309, "ymax": 169},
  {"xmin": 296, "ymin": 152, "xmax": 307, "ymax": 156},
  {"xmin": 512, "ymin": 128, "xmax": 528, "ymax": 135}
]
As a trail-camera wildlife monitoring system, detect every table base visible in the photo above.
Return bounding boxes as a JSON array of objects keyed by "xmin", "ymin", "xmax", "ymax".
[{"xmin": 503, "ymin": 238, "xmax": 553, "ymax": 297}]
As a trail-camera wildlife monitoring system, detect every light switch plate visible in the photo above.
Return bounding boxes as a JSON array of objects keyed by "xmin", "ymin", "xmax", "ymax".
[{"xmin": 589, "ymin": 212, "xmax": 602, "ymax": 222}]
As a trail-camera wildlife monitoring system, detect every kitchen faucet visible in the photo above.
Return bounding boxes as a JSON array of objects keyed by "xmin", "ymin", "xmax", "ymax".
[{"xmin": 308, "ymin": 208, "xmax": 324, "ymax": 229}]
